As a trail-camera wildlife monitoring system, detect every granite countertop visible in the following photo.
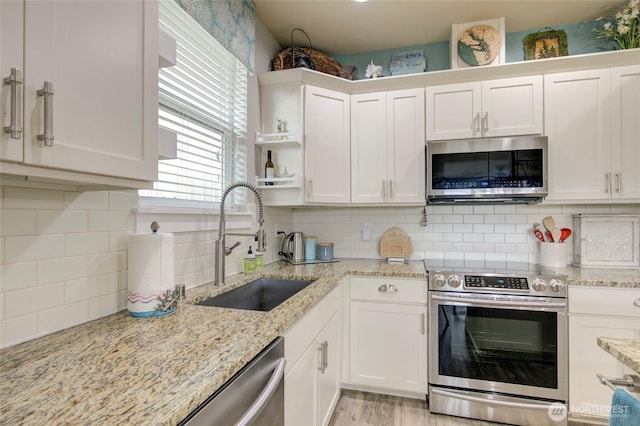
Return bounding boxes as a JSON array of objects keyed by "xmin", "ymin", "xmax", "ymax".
[
  {"xmin": 554, "ymin": 265, "xmax": 640, "ymax": 288},
  {"xmin": 0, "ymin": 259, "xmax": 426, "ymax": 426},
  {"xmin": 597, "ymin": 337, "xmax": 640, "ymax": 375}
]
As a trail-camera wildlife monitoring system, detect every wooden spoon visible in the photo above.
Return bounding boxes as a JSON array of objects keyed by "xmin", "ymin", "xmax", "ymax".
[
  {"xmin": 542, "ymin": 216, "xmax": 556, "ymax": 233},
  {"xmin": 550, "ymin": 227, "xmax": 562, "ymax": 244}
]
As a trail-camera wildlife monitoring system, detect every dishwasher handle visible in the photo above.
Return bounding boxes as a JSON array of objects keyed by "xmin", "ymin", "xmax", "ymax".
[{"xmin": 235, "ymin": 358, "xmax": 286, "ymax": 426}]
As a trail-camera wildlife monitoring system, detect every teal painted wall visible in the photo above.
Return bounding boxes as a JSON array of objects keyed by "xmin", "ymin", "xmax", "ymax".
[{"xmin": 335, "ymin": 21, "xmax": 615, "ymax": 79}]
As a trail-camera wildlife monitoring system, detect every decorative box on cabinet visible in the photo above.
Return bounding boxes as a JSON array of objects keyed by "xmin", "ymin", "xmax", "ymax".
[
  {"xmin": 0, "ymin": 0, "xmax": 158, "ymax": 189},
  {"xmin": 568, "ymin": 287, "xmax": 640, "ymax": 423},
  {"xmin": 426, "ymin": 75, "xmax": 542, "ymax": 141},
  {"xmin": 343, "ymin": 277, "xmax": 428, "ymax": 396},
  {"xmin": 572, "ymin": 214, "xmax": 640, "ymax": 268},
  {"xmin": 351, "ymin": 88, "xmax": 425, "ymax": 204},
  {"xmin": 544, "ymin": 65, "xmax": 640, "ymax": 203}
]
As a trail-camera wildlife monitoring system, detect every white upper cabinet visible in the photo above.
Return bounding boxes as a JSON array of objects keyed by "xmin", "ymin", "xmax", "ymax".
[
  {"xmin": 426, "ymin": 76, "xmax": 543, "ymax": 140},
  {"xmin": 610, "ymin": 65, "xmax": 640, "ymax": 200},
  {"xmin": 351, "ymin": 88, "xmax": 425, "ymax": 204},
  {"xmin": 304, "ymin": 85, "xmax": 351, "ymax": 204},
  {"xmin": 1, "ymin": 0, "xmax": 158, "ymax": 188},
  {"xmin": 545, "ymin": 65, "xmax": 640, "ymax": 202}
]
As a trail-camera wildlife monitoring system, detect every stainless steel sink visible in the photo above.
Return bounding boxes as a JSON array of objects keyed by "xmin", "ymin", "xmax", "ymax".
[{"xmin": 196, "ymin": 278, "xmax": 316, "ymax": 311}]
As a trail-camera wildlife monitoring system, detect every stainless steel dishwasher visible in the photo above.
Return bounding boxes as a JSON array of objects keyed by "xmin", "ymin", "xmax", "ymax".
[{"xmin": 179, "ymin": 337, "xmax": 285, "ymax": 426}]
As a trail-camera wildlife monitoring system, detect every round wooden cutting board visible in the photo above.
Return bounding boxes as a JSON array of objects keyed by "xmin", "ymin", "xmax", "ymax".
[{"xmin": 379, "ymin": 227, "xmax": 413, "ymax": 259}]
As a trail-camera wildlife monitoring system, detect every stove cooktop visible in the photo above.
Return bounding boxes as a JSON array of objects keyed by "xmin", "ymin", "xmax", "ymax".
[{"xmin": 424, "ymin": 259, "xmax": 568, "ymax": 297}]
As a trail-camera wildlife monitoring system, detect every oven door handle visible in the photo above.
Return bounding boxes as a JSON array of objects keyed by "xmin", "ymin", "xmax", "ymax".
[
  {"xmin": 430, "ymin": 294, "xmax": 566, "ymax": 309},
  {"xmin": 431, "ymin": 388, "xmax": 558, "ymax": 411}
]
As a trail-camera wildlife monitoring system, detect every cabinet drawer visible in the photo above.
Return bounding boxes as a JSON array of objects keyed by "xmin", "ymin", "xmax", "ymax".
[
  {"xmin": 350, "ymin": 277, "xmax": 427, "ymax": 304},
  {"xmin": 569, "ymin": 286, "xmax": 640, "ymax": 317}
]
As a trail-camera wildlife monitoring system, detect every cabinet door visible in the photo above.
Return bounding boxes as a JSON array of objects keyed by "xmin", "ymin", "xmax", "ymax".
[
  {"xmin": 387, "ymin": 88, "xmax": 425, "ymax": 203},
  {"xmin": 285, "ymin": 342, "xmax": 316, "ymax": 426},
  {"xmin": 482, "ymin": 76, "xmax": 543, "ymax": 137},
  {"xmin": 568, "ymin": 315, "xmax": 640, "ymax": 420},
  {"xmin": 611, "ymin": 65, "xmax": 640, "ymax": 200},
  {"xmin": 0, "ymin": 0, "xmax": 24, "ymax": 163},
  {"xmin": 316, "ymin": 310, "xmax": 341, "ymax": 426},
  {"xmin": 350, "ymin": 301, "xmax": 427, "ymax": 393},
  {"xmin": 544, "ymin": 69, "xmax": 611, "ymax": 201},
  {"xmin": 351, "ymin": 92, "xmax": 387, "ymax": 203},
  {"xmin": 304, "ymin": 85, "xmax": 350, "ymax": 204},
  {"xmin": 426, "ymin": 82, "xmax": 480, "ymax": 140},
  {"xmin": 21, "ymin": 1, "xmax": 157, "ymax": 182}
]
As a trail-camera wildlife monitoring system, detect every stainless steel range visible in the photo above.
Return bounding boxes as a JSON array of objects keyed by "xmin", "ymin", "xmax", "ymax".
[{"xmin": 426, "ymin": 260, "xmax": 568, "ymax": 426}]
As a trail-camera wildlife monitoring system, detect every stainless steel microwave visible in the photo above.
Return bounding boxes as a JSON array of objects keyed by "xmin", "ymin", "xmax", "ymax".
[{"xmin": 426, "ymin": 136, "xmax": 548, "ymax": 204}]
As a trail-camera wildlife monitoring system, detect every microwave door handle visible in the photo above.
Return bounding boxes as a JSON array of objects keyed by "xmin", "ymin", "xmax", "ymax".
[{"xmin": 430, "ymin": 294, "xmax": 566, "ymax": 309}]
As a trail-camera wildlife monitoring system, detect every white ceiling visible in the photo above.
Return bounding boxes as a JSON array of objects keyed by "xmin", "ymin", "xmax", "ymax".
[{"xmin": 253, "ymin": 0, "xmax": 624, "ymax": 56}]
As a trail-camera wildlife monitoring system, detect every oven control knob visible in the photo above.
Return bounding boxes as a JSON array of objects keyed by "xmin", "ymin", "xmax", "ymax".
[
  {"xmin": 447, "ymin": 275, "xmax": 461, "ymax": 288},
  {"xmin": 532, "ymin": 278, "xmax": 547, "ymax": 292},
  {"xmin": 550, "ymin": 279, "xmax": 566, "ymax": 293},
  {"xmin": 432, "ymin": 274, "xmax": 446, "ymax": 287}
]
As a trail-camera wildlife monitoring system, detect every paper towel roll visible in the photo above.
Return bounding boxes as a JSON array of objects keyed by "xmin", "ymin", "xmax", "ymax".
[{"xmin": 127, "ymin": 233, "xmax": 175, "ymax": 317}]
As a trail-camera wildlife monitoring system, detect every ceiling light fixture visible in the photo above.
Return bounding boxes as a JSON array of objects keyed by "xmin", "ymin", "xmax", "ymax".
[{"xmin": 353, "ymin": 0, "xmax": 368, "ymax": 3}]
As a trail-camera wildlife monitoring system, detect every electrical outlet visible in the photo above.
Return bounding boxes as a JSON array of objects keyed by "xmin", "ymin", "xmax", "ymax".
[{"xmin": 362, "ymin": 224, "xmax": 371, "ymax": 241}]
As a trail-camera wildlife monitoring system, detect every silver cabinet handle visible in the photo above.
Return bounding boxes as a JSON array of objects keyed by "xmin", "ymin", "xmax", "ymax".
[
  {"xmin": 307, "ymin": 178, "xmax": 313, "ymax": 198},
  {"xmin": 37, "ymin": 81, "xmax": 54, "ymax": 146},
  {"xmin": 605, "ymin": 173, "xmax": 611, "ymax": 193},
  {"xmin": 3, "ymin": 68, "xmax": 22, "ymax": 139},
  {"xmin": 474, "ymin": 112, "xmax": 480, "ymax": 133},
  {"xmin": 634, "ymin": 298, "xmax": 640, "ymax": 308},
  {"xmin": 235, "ymin": 358, "xmax": 286, "ymax": 426},
  {"xmin": 318, "ymin": 341, "xmax": 328, "ymax": 373},
  {"xmin": 378, "ymin": 283, "xmax": 398, "ymax": 293},
  {"xmin": 482, "ymin": 112, "xmax": 489, "ymax": 132},
  {"xmin": 382, "ymin": 180, "xmax": 386, "ymax": 199},
  {"xmin": 615, "ymin": 172, "xmax": 621, "ymax": 193},
  {"xmin": 388, "ymin": 179, "xmax": 393, "ymax": 199}
]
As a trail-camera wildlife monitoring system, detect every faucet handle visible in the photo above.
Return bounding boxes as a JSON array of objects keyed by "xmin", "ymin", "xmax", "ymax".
[{"xmin": 225, "ymin": 241, "xmax": 241, "ymax": 255}]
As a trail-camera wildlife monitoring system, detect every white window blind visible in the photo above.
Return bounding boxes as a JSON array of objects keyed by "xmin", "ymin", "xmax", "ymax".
[{"xmin": 140, "ymin": 0, "xmax": 248, "ymax": 209}]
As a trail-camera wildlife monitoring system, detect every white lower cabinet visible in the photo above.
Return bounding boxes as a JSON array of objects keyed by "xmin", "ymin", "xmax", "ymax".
[
  {"xmin": 284, "ymin": 284, "xmax": 342, "ymax": 426},
  {"xmin": 568, "ymin": 287, "xmax": 640, "ymax": 422},
  {"xmin": 343, "ymin": 277, "xmax": 428, "ymax": 396}
]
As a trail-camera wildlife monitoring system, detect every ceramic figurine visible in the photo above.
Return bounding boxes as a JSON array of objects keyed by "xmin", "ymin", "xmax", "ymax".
[{"xmin": 365, "ymin": 60, "xmax": 382, "ymax": 78}]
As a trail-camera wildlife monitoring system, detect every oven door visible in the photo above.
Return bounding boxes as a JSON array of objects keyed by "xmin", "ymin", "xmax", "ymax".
[{"xmin": 429, "ymin": 291, "xmax": 567, "ymax": 402}]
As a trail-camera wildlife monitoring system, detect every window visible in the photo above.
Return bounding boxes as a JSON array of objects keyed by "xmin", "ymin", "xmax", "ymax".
[{"xmin": 140, "ymin": 0, "xmax": 248, "ymax": 210}]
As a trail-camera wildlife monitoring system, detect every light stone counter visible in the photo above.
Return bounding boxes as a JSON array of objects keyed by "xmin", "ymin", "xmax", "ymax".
[
  {"xmin": 597, "ymin": 338, "xmax": 640, "ymax": 375},
  {"xmin": 0, "ymin": 259, "xmax": 426, "ymax": 426},
  {"xmin": 551, "ymin": 265, "xmax": 640, "ymax": 289}
]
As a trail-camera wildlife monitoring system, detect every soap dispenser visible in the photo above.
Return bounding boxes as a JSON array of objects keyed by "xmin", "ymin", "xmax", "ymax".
[{"xmin": 244, "ymin": 246, "xmax": 256, "ymax": 274}]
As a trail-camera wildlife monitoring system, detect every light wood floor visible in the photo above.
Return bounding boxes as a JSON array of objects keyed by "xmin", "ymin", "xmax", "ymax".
[{"xmin": 328, "ymin": 390, "xmax": 501, "ymax": 426}]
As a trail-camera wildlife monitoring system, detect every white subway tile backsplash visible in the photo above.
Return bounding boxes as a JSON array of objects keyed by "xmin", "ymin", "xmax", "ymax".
[
  {"xmin": 88, "ymin": 211, "xmax": 131, "ymax": 232},
  {"xmin": 1, "ymin": 314, "xmax": 37, "ymax": 347},
  {"xmin": 0, "ymin": 262, "xmax": 36, "ymax": 292},
  {"xmin": 4, "ymin": 235, "xmax": 64, "ymax": 263},
  {"xmin": 64, "ymin": 191, "xmax": 109, "ymax": 210},
  {"xmin": 37, "ymin": 257, "xmax": 86, "ymax": 285},
  {"xmin": 3, "ymin": 181, "xmax": 640, "ymax": 349},
  {"xmin": 37, "ymin": 210, "xmax": 87, "ymax": 234},
  {"xmin": 65, "ymin": 233, "xmax": 110, "ymax": 256},
  {"xmin": 108, "ymin": 190, "xmax": 138, "ymax": 211},
  {"xmin": 3, "ymin": 187, "xmax": 64, "ymax": 209},
  {"xmin": 4, "ymin": 283, "xmax": 64, "ymax": 318},
  {"xmin": 37, "ymin": 301, "xmax": 88, "ymax": 335},
  {"xmin": 1, "ymin": 209, "xmax": 36, "ymax": 236}
]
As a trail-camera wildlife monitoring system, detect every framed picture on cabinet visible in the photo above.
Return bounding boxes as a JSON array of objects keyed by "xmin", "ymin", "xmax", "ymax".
[{"xmin": 523, "ymin": 28, "xmax": 568, "ymax": 60}]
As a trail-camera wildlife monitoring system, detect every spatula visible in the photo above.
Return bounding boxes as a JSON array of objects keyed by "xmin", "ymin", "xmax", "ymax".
[{"xmin": 542, "ymin": 216, "xmax": 556, "ymax": 233}]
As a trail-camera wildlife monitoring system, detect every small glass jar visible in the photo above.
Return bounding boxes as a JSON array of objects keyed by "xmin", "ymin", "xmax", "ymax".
[{"xmin": 317, "ymin": 242, "xmax": 334, "ymax": 260}]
